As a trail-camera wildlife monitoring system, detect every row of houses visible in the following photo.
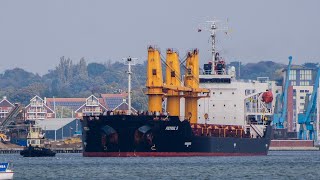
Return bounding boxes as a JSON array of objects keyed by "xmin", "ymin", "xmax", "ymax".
[{"xmin": 0, "ymin": 93, "xmax": 136, "ymax": 121}]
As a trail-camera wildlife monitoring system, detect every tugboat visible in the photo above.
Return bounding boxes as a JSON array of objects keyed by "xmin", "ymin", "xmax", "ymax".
[{"xmin": 20, "ymin": 126, "xmax": 56, "ymax": 157}]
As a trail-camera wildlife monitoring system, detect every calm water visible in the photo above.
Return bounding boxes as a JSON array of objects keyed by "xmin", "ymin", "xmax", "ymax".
[{"xmin": 0, "ymin": 151, "xmax": 319, "ymax": 180}]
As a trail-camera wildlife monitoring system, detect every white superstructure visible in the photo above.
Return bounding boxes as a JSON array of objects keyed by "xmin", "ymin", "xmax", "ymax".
[
  {"xmin": 197, "ymin": 75, "xmax": 278, "ymax": 126},
  {"xmin": 181, "ymin": 20, "xmax": 278, "ymax": 127}
]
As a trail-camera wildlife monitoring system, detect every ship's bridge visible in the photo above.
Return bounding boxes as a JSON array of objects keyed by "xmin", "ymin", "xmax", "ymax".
[{"xmin": 199, "ymin": 74, "xmax": 232, "ymax": 84}]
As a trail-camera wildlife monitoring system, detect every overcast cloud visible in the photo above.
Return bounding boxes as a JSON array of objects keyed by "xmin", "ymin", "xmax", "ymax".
[{"xmin": 0, "ymin": 0, "xmax": 319, "ymax": 74}]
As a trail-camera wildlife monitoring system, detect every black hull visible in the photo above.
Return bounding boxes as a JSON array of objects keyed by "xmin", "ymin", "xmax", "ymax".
[
  {"xmin": 82, "ymin": 115, "xmax": 271, "ymax": 157},
  {"xmin": 20, "ymin": 146, "xmax": 56, "ymax": 157}
]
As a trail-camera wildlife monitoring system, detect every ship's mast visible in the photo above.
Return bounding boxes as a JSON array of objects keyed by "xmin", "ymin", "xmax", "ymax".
[
  {"xmin": 124, "ymin": 57, "xmax": 137, "ymax": 115},
  {"xmin": 209, "ymin": 21, "xmax": 217, "ymax": 72},
  {"xmin": 201, "ymin": 20, "xmax": 228, "ymax": 74}
]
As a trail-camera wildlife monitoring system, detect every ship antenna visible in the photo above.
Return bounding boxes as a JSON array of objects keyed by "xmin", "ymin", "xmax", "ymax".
[
  {"xmin": 198, "ymin": 19, "xmax": 229, "ymax": 74},
  {"xmin": 123, "ymin": 56, "xmax": 137, "ymax": 115},
  {"xmin": 209, "ymin": 21, "xmax": 217, "ymax": 73}
]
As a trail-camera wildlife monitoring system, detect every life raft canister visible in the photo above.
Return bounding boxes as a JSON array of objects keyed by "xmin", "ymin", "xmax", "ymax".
[{"xmin": 262, "ymin": 91, "xmax": 273, "ymax": 103}]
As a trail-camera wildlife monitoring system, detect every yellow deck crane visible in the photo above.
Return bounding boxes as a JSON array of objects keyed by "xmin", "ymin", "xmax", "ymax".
[
  {"xmin": 146, "ymin": 46, "xmax": 209, "ymax": 123},
  {"xmin": 164, "ymin": 49, "xmax": 183, "ymax": 116},
  {"xmin": 184, "ymin": 49, "xmax": 209, "ymax": 123},
  {"xmin": 146, "ymin": 46, "xmax": 164, "ymax": 113}
]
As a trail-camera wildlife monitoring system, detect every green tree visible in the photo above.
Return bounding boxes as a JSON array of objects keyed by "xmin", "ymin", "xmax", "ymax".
[{"xmin": 87, "ymin": 63, "xmax": 106, "ymax": 77}]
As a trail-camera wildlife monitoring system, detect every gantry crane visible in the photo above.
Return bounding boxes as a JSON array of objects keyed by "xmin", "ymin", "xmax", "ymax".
[
  {"xmin": 298, "ymin": 68, "xmax": 320, "ymax": 140},
  {"xmin": 273, "ymin": 56, "xmax": 292, "ymax": 129}
]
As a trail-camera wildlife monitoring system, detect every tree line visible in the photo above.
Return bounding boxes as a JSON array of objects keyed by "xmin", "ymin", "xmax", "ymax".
[{"xmin": 0, "ymin": 57, "xmax": 318, "ymax": 110}]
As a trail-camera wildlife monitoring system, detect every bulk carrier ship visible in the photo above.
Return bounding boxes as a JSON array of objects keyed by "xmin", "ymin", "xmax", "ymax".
[{"xmin": 81, "ymin": 21, "xmax": 272, "ymax": 157}]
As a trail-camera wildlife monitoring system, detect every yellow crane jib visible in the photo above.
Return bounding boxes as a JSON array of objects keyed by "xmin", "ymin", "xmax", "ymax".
[
  {"xmin": 184, "ymin": 49, "xmax": 209, "ymax": 123},
  {"xmin": 165, "ymin": 49, "xmax": 182, "ymax": 116},
  {"xmin": 146, "ymin": 46, "xmax": 164, "ymax": 113}
]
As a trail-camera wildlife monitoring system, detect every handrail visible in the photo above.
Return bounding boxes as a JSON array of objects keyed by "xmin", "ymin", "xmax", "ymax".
[{"xmin": 250, "ymin": 124, "xmax": 263, "ymax": 137}]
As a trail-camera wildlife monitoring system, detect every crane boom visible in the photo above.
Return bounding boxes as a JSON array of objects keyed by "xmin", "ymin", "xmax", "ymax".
[
  {"xmin": 273, "ymin": 56, "xmax": 292, "ymax": 129},
  {"xmin": 298, "ymin": 68, "xmax": 320, "ymax": 140}
]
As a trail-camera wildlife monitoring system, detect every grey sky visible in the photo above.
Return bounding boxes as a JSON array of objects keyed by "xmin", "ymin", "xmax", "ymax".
[{"xmin": 0, "ymin": 0, "xmax": 319, "ymax": 75}]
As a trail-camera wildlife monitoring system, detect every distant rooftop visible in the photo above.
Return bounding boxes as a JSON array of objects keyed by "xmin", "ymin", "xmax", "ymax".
[
  {"xmin": 46, "ymin": 97, "xmax": 105, "ymax": 111},
  {"xmin": 101, "ymin": 93, "xmax": 128, "ymax": 110},
  {"xmin": 283, "ymin": 65, "xmax": 317, "ymax": 71},
  {"xmin": 36, "ymin": 118, "xmax": 77, "ymax": 131}
]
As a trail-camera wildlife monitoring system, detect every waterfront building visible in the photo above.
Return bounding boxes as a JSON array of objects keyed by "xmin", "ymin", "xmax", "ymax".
[
  {"xmin": 46, "ymin": 97, "xmax": 87, "ymax": 113},
  {"xmin": 74, "ymin": 95, "xmax": 107, "ymax": 118},
  {"xmin": 46, "ymin": 97, "xmax": 88, "ymax": 118},
  {"xmin": 0, "ymin": 96, "xmax": 14, "ymax": 120},
  {"xmin": 25, "ymin": 96, "xmax": 55, "ymax": 120},
  {"xmin": 283, "ymin": 65, "xmax": 317, "ymax": 133},
  {"xmin": 112, "ymin": 99, "xmax": 137, "ymax": 114},
  {"xmin": 101, "ymin": 93, "xmax": 128, "ymax": 109},
  {"xmin": 36, "ymin": 118, "xmax": 81, "ymax": 140},
  {"xmin": 46, "ymin": 95, "xmax": 107, "ymax": 119}
]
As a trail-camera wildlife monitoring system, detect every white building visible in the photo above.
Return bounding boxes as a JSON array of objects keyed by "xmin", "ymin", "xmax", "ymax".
[{"xmin": 25, "ymin": 96, "xmax": 55, "ymax": 120}]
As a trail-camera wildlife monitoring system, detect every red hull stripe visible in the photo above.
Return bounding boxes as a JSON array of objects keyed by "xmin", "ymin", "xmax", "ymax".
[{"xmin": 83, "ymin": 152, "xmax": 267, "ymax": 157}]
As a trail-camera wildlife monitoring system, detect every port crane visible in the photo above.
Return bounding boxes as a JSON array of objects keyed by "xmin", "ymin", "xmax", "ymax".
[
  {"xmin": 0, "ymin": 103, "xmax": 23, "ymax": 142},
  {"xmin": 298, "ymin": 68, "xmax": 320, "ymax": 140},
  {"xmin": 0, "ymin": 104, "xmax": 22, "ymax": 131},
  {"xmin": 273, "ymin": 56, "xmax": 292, "ymax": 129}
]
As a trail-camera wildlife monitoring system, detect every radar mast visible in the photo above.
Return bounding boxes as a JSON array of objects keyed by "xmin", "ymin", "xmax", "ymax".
[{"xmin": 198, "ymin": 19, "xmax": 229, "ymax": 75}]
